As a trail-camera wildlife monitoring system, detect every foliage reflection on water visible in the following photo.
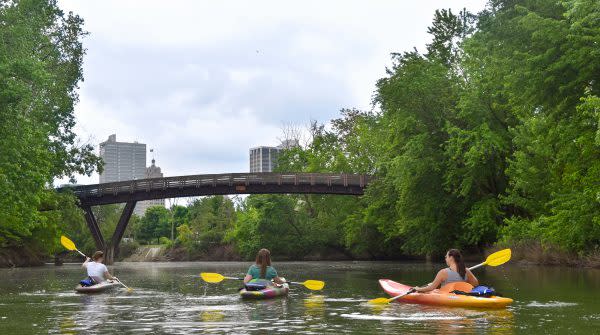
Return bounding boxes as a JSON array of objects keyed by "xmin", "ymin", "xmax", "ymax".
[{"xmin": 0, "ymin": 261, "xmax": 598, "ymax": 334}]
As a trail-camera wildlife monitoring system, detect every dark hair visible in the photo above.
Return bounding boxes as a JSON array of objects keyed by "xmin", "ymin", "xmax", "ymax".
[
  {"xmin": 447, "ymin": 249, "xmax": 466, "ymax": 279},
  {"xmin": 92, "ymin": 251, "xmax": 104, "ymax": 261},
  {"xmin": 255, "ymin": 249, "xmax": 272, "ymax": 278}
]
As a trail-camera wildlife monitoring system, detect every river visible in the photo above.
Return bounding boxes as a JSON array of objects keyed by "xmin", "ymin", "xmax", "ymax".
[{"xmin": 0, "ymin": 261, "xmax": 598, "ymax": 334}]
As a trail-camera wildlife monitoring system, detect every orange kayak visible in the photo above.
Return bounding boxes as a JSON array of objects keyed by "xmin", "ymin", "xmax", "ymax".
[{"xmin": 379, "ymin": 279, "xmax": 513, "ymax": 309}]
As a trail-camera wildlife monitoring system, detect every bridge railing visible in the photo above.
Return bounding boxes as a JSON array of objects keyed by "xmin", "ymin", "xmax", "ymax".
[{"xmin": 65, "ymin": 173, "xmax": 369, "ymax": 199}]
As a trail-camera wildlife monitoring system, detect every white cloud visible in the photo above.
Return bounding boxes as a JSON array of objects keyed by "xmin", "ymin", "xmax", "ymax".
[{"xmin": 57, "ymin": 0, "xmax": 488, "ymax": 185}]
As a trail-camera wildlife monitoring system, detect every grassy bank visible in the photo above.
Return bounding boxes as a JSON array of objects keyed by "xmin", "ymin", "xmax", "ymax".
[{"xmin": 488, "ymin": 242, "xmax": 600, "ymax": 269}]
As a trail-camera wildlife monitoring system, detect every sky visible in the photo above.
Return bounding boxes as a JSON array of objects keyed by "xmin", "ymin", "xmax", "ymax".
[{"xmin": 57, "ymin": 0, "xmax": 488, "ymax": 186}]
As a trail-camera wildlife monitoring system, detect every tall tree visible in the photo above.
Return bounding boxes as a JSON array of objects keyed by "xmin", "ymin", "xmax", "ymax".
[{"xmin": 0, "ymin": 0, "xmax": 101, "ymax": 251}]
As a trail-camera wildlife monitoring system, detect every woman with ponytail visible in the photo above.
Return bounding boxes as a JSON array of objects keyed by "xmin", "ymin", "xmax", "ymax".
[
  {"xmin": 243, "ymin": 248, "xmax": 284, "ymax": 285},
  {"xmin": 413, "ymin": 249, "xmax": 478, "ymax": 292}
]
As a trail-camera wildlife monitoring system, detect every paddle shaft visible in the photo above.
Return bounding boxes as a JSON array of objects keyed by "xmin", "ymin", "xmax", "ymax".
[
  {"xmin": 467, "ymin": 262, "xmax": 485, "ymax": 271},
  {"xmin": 224, "ymin": 276, "xmax": 245, "ymax": 281},
  {"xmin": 288, "ymin": 281, "xmax": 307, "ymax": 286},
  {"xmin": 226, "ymin": 276, "xmax": 296, "ymax": 285},
  {"xmin": 115, "ymin": 278, "xmax": 132, "ymax": 290},
  {"xmin": 389, "ymin": 263, "xmax": 482, "ymax": 302},
  {"xmin": 388, "ymin": 288, "xmax": 416, "ymax": 302}
]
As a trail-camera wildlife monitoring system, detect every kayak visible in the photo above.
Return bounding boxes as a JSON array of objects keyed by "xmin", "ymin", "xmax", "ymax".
[
  {"xmin": 239, "ymin": 280, "xmax": 289, "ymax": 300},
  {"xmin": 379, "ymin": 279, "xmax": 513, "ymax": 309},
  {"xmin": 75, "ymin": 280, "xmax": 119, "ymax": 293}
]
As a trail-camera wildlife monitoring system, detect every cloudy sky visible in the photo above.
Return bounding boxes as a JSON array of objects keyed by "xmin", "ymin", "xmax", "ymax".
[{"xmin": 57, "ymin": 0, "xmax": 487, "ymax": 185}]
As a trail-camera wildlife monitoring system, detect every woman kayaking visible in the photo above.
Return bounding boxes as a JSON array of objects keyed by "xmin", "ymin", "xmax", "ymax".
[
  {"xmin": 413, "ymin": 249, "xmax": 478, "ymax": 292},
  {"xmin": 243, "ymin": 248, "xmax": 285, "ymax": 284},
  {"xmin": 82, "ymin": 251, "xmax": 118, "ymax": 284}
]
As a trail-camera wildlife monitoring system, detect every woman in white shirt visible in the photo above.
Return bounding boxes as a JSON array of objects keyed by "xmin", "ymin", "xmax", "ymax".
[{"xmin": 82, "ymin": 251, "xmax": 117, "ymax": 284}]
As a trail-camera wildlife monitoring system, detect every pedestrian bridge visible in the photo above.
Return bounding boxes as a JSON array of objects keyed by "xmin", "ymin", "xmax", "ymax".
[
  {"xmin": 67, "ymin": 172, "xmax": 370, "ymax": 206},
  {"xmin": 59, "ymin": 172, "xmax": 371, "ymax": 263}
]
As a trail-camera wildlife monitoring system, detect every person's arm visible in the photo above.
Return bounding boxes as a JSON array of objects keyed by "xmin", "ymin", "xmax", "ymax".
[
  {"xmin": 243, "ymin": 274, "xmax": 252, "ymax": 284},
  {"xmin": 104, "ymin": 270, "xmax": 116, "ymax": 281},
  {"xmin": 415, "ymin": 269, "xmax": 446, "ymax": 293},
  {"xmin": 81, "ymin": 257, "xmax": 90, "ymax": 269},
  {"xmin": 466, "ymin": 269, "xmax": 478, "ymax": 287},
  {"xmin": 101, "ymin": 264, "xmax": 116, "ymax": 281}
]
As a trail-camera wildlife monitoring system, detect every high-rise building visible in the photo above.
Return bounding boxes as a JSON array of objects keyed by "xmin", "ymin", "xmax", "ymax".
[
  {"xmin": 135, "ymin": 157, "xmax": 165, "ymax": 216},
  {"xmin": 99, "ymin": 134, "xmax": 164, "ymax": 216},
  {"xmin": 249, "ymin": 146, "xmax": 279, "ymax": 172},
  {"xmin": 249, "ymin": 140, "xmax": 298, "ymax": 173},
  {"xmin": 99, "ymin": 134, "xmax": 146, "ymax": 183}
]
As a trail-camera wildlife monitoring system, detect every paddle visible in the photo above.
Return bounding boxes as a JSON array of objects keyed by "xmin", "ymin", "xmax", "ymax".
[
  {"xmin": 60, "ymin": 235, "xmax": 133, "ymax": 292},
  {"xmin": 114, "ymin": 277, "xmax": 133, "ymax": 292},
  {"xmin": 60, "ymin": 235, "xmax": 87, "ymax": 258},
  {"xmin": 368, "ymin": 249, "xmax": 512, "ymax": 304},
  {"xmin": 200, "ymin": 272, "xmax": 325, "ymax": 291}
]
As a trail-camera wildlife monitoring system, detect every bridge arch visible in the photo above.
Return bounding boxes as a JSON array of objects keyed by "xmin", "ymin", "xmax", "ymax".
[{"xmin": 60, "ymin": 172, "xmax": 371, "ymax": 264}]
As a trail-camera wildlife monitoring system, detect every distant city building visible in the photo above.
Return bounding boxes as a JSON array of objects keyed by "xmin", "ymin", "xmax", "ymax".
[
  {"xmin": 249, "ymin": 140, "xmax": 299, "ymax": 172},
  {"xmin": 99, "ymin": 134, "xmax": 165, "ymax": 216},
  {"xmin": 99, "ymin": 134, "xmax": 146, "ymax": 183},
  {"xmin": 135, "ymin": 157, "xmax": 165, "ymax": 216}
]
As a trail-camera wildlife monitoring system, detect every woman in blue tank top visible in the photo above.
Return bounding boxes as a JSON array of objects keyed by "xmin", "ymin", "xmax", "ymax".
[
  {"xmin": 413, "ymin": 249, "xmax": 479, "ymax": 293},
  {"xmin": 243, "ymin": 248, "xmax": 285, "ymax": 285}
]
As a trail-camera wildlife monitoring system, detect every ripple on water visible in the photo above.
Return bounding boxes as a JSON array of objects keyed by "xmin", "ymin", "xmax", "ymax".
[
  {"xmin": 340, "ymin": 312, "xmax": 465, "ymax": 321},
  {"xmin": 324, "ymin": 298, "xmax": 364, "ymax": 302},
  {"xmin": 184, "ymin": 295, "xmax": 238, "ymax": 302},
  {"xmin": 526, "ymin": 301, "xmax": 578, "ymax": 308}
]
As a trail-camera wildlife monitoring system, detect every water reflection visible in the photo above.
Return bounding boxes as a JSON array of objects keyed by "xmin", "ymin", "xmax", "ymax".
[{"xmin": 0, "ymin": 262, "xmax": 597, "ymax": 334}]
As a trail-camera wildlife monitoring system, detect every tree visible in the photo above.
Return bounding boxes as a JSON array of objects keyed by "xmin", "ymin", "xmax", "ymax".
[
  {"xmin": 0, "ymin": 0, "xmax": 101, "ymax": 254},
  {"xmin": 136, "ymin": 206, "xmax": 171, "ymax": 244},
  {"xmin": 187, "ymin": 196, "xmax": 235, "ymax": 248}
]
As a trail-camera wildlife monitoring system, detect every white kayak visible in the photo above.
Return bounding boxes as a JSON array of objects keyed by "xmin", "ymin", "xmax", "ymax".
[{"xmin": 75, "ymin": 280, "xmax": 119, "ymax": 293}]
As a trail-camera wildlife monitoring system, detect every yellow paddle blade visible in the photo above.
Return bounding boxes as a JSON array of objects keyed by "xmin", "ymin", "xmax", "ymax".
[
  {"xmin": 60, "ymin": 235, "xmax": 77, "ymax": 251},
  {"xmin": 368, "ymin": 297, "xmax": 391, "ymax": 304},
  {"xmin": 303, "ymin": 280, "xmax": 325, "ymax": 291},
  {"xmin": 201, "ymin": 272, "xmax": 225, "ymax": 283},
  {"xmin": 484, "ymin": 249, "xmax": 512, "ymax": 267}
]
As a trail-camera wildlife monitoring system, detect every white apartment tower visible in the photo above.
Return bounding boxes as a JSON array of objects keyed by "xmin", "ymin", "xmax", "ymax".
[
  {"xmin": 99, "ymin": 134, "xmax": 146, "ymax": 183},
  {"xmin": 249, "ymin": 140, "xmax": 298, "ymax": 173}
]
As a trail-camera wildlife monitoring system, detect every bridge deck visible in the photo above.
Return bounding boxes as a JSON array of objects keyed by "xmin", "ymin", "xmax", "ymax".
[{"xmin": 62, "ymin": 172, "xmax": 370, "ymax": 206}]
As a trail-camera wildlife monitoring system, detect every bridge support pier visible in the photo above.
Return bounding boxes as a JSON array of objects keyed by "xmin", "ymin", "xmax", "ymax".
[
  {"xmin": 105, "ymin": 201, "xmax": 137, "ymax": 265},
  {"xmin": 82, "ymin": 201, "xmax": 137, "ymax": 265},
  {"xmin": 83, "ymin": 205, "xmax": 105, "ymax": 252}
]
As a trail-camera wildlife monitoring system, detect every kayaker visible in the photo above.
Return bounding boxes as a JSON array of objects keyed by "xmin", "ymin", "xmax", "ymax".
[
  {"xmin": 243, "ymin": 248, "xmax": 285, "ymax": 284},
  {"xmin": 413, "ymin": 249, "xmax": 478, "ymax": 292},
  {"xmin": 82, "ymin": 251, "xmax": 117, "ymax": 284}
]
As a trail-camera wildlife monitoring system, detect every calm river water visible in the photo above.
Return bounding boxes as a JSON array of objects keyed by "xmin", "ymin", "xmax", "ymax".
[{"xmin": 0, "ymin": 261, "xmax": 598, "ymax": 334}]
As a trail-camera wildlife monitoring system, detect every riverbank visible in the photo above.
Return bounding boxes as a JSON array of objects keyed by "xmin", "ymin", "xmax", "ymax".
[
  {"xmin": 3, "ymin": 242, "xmax": 599, "ymax": 268},
  {"xmin": 0, "ymin": 247, "xmax": 45, "ymax": 268},
  {"xmin": 123, "ymin": 245, "xmax": 364, "ymax": 262},
  {"xmin": 488, "ymin": 242, "xmax": 600, "ymax": 269},
  {"xmin": 125, "ymin": 243, "xmax": 600, "ymax": 269}
]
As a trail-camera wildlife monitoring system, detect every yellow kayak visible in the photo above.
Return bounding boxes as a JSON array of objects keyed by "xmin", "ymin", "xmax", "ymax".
[{"xmin": 379, "ymin": 279, "xmax": 513, "ymax": 309}]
